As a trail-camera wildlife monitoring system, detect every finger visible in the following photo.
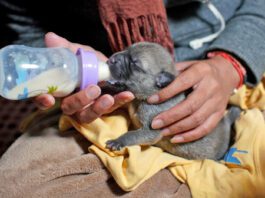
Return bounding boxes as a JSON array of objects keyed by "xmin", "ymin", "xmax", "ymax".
[
  {"xmin": 175, "ymin": 60, "xmax": 199, "ymax": 71},
  {"xmin": 151, "ymin": 76, "xmax": 215, "ymax": 129},
  {"xmin": 105, "ymin": 91, "xmax": 135, "ymax": 113},
  {"xmin": 61, "ymin": 85, "xmax": 101, "ymax": 115},
  {"xmin": 45, "ymin": 32, "xmax": 94, "ymax": 52},
  {"xmin": 34, "ymin": 94, "xmax": 55, "ymax": 110},
  {"xmin": 75, "ymin": 94, "xmax": 114, "ymax": 123},
  {"xmin": 161, "ymin": 96, "xmax": 224, "ymax": 136},
  {"xmin": 147, "ymin": 62, "xmax": 204, "ymax": 104},
  {"xmin": 170, "ymin": 111, "xmax": 224, "ymax": 143},
  {"xmin": 44, "ymin": 32, "xmax": 108, "ymax": 62}
]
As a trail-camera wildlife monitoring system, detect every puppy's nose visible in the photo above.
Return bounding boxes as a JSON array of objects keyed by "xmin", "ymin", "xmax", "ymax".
[{"xmin": 107, "ymin": 53, "xmax": 129, "ymax": 68}]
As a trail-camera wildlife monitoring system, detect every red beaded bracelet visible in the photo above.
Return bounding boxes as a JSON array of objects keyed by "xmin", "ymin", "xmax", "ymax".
[{"xmin": 207, "ymin": 51, "xmax": 246, "ymax": 89}]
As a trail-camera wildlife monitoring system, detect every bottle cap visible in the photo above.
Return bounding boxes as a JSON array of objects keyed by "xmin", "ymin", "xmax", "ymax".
[{"xmin": 76, "ymin": 48, "xmax": 98, "ymax": 90}]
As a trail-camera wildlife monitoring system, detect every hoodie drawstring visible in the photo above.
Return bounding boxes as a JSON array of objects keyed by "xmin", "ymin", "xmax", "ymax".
[{"xmin": 189, "ymin": 0, "xmax": 226, "ymax": 49}]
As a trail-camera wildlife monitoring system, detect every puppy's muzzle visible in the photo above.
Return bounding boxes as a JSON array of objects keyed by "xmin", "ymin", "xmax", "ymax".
[{"xmin": 107, "ymin": 53, "xmax": 132, "ymax": 80}]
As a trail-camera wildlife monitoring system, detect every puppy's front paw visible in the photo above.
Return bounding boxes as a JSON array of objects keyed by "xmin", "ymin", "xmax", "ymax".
[{"xmin": 106, "ymin": 139, "xmax": 125, "ymax": 151}]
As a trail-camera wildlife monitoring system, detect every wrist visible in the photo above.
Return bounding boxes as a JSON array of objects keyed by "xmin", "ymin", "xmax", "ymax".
[
  {"xmin": 207, "ymin": 51, "xmax": 246, "ymax": 90},
  {"xmin": 206, "ymin": 55, "xmax": 240, "ymax": 95}
]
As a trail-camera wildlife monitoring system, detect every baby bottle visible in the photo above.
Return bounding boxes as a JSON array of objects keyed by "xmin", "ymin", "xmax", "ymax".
[{"xmin": 0, "ymin": 45, "xmax": 111, "ymax": 100}]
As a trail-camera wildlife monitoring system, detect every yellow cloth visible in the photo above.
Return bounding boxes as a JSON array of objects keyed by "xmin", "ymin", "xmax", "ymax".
[{"xmin": 59, "ymin": 77, "xmax": 265, "ymax": 198}]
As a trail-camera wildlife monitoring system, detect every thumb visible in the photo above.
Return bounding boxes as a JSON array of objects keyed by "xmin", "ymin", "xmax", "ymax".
[
  {"xmin": 44, "ymin": 32, "xmax": 95, "ymax": 53},
  {"xmin": 44, "ymin": 32, "xmax": 108, "ymax": 61},
  {"xmin": 45, "ymin": 32, "xmax": 70, "ymax": 48}
]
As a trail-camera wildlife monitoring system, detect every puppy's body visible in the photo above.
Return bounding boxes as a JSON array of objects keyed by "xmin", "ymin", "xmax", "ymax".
[{"xmin": 104, "ymin": 42, "xmax": 240, "ymax": 160}]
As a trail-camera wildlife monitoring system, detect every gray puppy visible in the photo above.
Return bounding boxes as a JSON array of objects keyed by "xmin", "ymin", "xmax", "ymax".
[{"xmin": 103, "ymin": 42, "xmax": 240, "ymax": 160}]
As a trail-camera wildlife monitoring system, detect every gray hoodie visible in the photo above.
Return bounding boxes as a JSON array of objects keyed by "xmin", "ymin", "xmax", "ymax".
[
  {"xmin": 165, "ymin": 0, "xmax": 265, "ymax": 85},
  {"xmin": 1, "ymin": 0, "xmax": 265, "ymax": 85}
]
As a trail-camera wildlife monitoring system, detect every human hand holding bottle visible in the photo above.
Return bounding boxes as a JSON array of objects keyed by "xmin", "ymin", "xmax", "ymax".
[{"xmin": 35, "ymin": 32, "xmax": 135, "ymax": 123}]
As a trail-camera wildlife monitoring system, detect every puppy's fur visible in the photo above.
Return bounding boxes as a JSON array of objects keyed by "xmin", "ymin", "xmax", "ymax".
[{"xmin": 103, "ymin": 42, "xmax": 240, "ymax": 160}]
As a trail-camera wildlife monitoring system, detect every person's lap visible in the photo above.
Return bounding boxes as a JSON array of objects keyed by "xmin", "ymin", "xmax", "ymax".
[{"xmin": 0, "ymin": 116, "xmax": 191, "ymax": 198}]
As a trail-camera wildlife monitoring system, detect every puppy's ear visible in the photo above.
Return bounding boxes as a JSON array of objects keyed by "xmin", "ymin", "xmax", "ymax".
[{"xmin": 155, "ymin": 71, "xmax": 175, "ymax": 88}]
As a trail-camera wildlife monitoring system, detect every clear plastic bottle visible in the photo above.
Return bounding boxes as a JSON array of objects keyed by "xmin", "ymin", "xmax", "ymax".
[{"xmin": 0, "ymin": 45, "xmax": 110, "ymax": 100}]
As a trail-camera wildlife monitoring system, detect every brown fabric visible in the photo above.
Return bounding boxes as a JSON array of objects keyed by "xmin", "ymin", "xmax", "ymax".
[
  {"xmin": 97, "ymin": 0, "xmax": 175, "ymax": 56},
  {"xmin": 0, "ymin": 98, "xmax": 37, "ymax": 156},
  {"xmin": 0, "ymin": 120, "xmax": 191, "ymax": 198}
]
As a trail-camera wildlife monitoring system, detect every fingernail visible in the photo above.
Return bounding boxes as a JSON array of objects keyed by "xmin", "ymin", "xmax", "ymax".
[
  {"xmin": 148, "ymin": 95, "xmax": 159, "ymax": 103},
  {"xmin": 161, "ymin": 128, "xmax": 170, "ymax": 136},
  {"xmin": 87, "ymin": 86, "xmax": 100, "ymax": 98},
  {"xmin": 152, "ymin": 119, "xmax": 164, "ymax": 129},
  {"xmin": 42, "ymin": 98, "xmax": 52, "ymax": 107},
  {"xmin": 37, "ymin": 104, "xmax": 48, "ymax": 111},
  {"xmin": 123, "ymin": 96, "xmax": 134, "ymax": 103},
  {"xmin": 124, "ymin": 98, "xmax": 132, "ymax": 103},
  {"xmin": 36, "ymin": 102, "xmax": 48, "ymax": 110},
  {"xmin": 36, "ymin": 98, "xmax": 50, "ymax": 110},
  {"xmin": 100, "ymin": 98, "xmax": 112, "ymax": 109},
  {"xmin": 171, "ymin": 136, "xmax": 184, "ymax": 143}
]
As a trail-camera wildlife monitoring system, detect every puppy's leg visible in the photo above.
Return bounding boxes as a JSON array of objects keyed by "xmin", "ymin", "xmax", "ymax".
[{"xmin": 106, "ymin": 129, "xmax": 162, "ymax": 151}]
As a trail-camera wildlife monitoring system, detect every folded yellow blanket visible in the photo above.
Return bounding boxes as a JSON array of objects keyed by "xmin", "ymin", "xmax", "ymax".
[{"xmin": 59, "ymin": 76, "xmax": 265, "ymax": 198}]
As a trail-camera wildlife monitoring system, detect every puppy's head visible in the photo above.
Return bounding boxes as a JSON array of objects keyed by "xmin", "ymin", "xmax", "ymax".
[{"xmin": 107, "ymin": 42, "xmax": 176, "ymax": 100}]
